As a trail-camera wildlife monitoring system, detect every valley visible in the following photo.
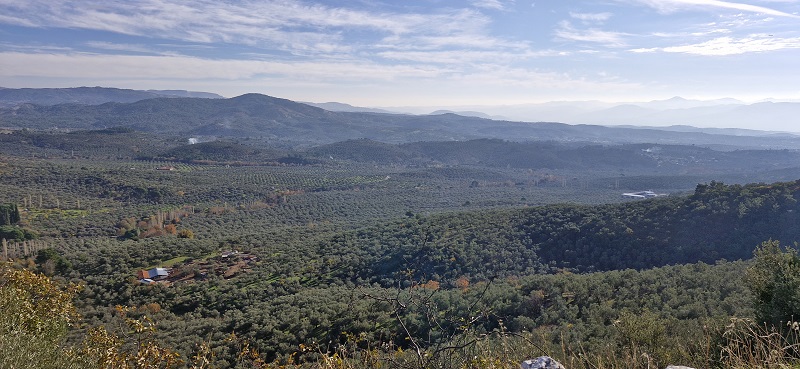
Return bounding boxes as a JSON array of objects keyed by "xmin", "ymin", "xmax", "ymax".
[{"xmin": 2, "ymin": 89, "xmax": 800, "ymax": 368}]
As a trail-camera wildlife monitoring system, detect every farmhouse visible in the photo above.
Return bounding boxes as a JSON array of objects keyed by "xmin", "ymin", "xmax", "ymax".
[{"xmin": 137, "ymin": 267, "xmax": 170, "ymax": 282}]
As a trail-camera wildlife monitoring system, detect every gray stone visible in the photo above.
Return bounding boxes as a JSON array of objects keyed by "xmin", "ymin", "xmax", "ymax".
[
  {"xmin": 520, "ymin": 356, "xmax": 566, "ymax": 369},
  {"xmin": 665, "ymin": 366, "xmax": 696, "ymax": 369}
]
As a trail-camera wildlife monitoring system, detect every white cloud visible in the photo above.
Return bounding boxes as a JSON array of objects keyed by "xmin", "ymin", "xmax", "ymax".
[
  {"xmin": 0, "ymin": 42, "xmax": 73, "ymax": 53},
  {"xmin": 376, "ymin": 48, "xmax": 562, "ymax": 64},
  {"xmin": 0, "ymin": 0, "xmax": 500, "ymax": 56},
  {"xmin": 377, "ymin": 33, "xmax": 529, "ymax": 53},
  {"xmin": 470, "ymin": 0, "xmax": 513, "ymax": 11},
  {"xmin": 690, "ymin": 28, "xmax": 732, "ymax": 35},
  {"xmin": 0, "ymin": 51, "xmax": 446, "ymax": 81},
  {"xmin": 0, "ymin": 13, "xmax": 37, "ymax": 27},
  {"xmin": 629, "ymin": 47, "xmax": 659, "ymax": 52},
  {"xmin": 85, "ymin": 41, "xmax": 172, "ymax": 55},
  {"xmin": 569, "ymin": 12, "xmax": 614, "ymax": 23},
  {"xmin": 651, "ymin": 31, "xmax": 686, "ymax": 37},
  {"xmin": 554, "ymin": 21, "xmax": 629, "ymax": 47},
  {"xmin": 644, "ymin": 34, "xmax": 800, "ymax": 55},
  {"xmin": 629, "ymin": 0, "xmax": 800, "ymax": 18},
  {"xmin": 0, "ymin": 50, "xmax": 645, "ymax": 104}
]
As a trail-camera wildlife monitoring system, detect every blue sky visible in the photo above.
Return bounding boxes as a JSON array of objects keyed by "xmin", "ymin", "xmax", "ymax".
[{"xmin": 1, "ymin": 0, "xmax": 800, "ymax": 106}]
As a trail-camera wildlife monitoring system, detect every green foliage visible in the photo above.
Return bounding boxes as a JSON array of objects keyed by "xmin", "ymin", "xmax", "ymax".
[
  {"xmin": 5, "ymin": 132, "xmax": 800, "ymax": 367},
  {"xmin": 313, "ymin": 180, "xmax": 800, "ymax": 285},
  {"xmin": 613, "ymin": 310, "xmax": 680, "ymax": 365},
  {"xmin": 0, "ymin": 203, "xmax": 20, "ymax": 225},
  {"xmin": 0, "ymin": 225, "xmax": 24, "ymax": 240},
  {"xmin": 0, "ymin": 263, "xmax": 196, "ymax": 369},
  {"xmin": 35, "ymin": 248, "xmax": 72, "ymax": 275},
  {"xmin": 140, "ymin": 139, "xmax": 323, "ymax": 166},
  {"xmin": 0, "ymin": 225, "xmax": 37, "ymax": 241},
  {"xmin": 178, "ymin": 229, "xmax": 195, "ymax": 239},
  {"xmin": 0, "ymin": 262, "xmax": 85, "ymax": 369},
  {"xmin": 746, "ymin": 240, "xmax": 800, "ymax": 326}
]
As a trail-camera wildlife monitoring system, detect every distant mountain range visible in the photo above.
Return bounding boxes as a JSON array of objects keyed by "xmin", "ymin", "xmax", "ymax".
[
  {"xmin": 2, "ymin": 87, "xmax": 800, "ymax": 149},
  {"xmin": 428, "ymin": 110, "xmax": 507, "ymax": 120},
  {"xmin": 302, "ymin": 101, "xmax": 397, "ymax": 114},
  {"xmin": 375, "ymin": 96, "xmax": 800, "ymax": 133},
  {"xmin": 0, "ymin": 86, "xmax": 223, "ymax": 107}
]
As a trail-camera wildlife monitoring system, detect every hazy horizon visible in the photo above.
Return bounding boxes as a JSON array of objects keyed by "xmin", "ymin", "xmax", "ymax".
[
  {"xmin": 2, "ymin": 1, "xmax": 800, "ymax": 110},
  {"xmin": 4, "ymin": 85, "xmax": 800, "ymax": 132}
]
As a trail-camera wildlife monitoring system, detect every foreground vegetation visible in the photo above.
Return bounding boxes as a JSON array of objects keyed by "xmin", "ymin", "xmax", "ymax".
[
  {"xmin": 5, "ymin": 241, "xmax": 800, "ymax": 369},
  {"xmin": 4, "ymin": 129, "xmax": 800, "ymax": 368}
]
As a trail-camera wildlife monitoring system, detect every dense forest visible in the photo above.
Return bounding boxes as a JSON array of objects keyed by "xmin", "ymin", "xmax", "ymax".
[{"xmin": 3, "ymin": 99, "xmax": 800, "ymax": 368}]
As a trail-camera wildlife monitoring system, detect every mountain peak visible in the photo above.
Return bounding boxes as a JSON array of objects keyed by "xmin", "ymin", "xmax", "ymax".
[
  {"xmin": 231, "ymin": 93, "xmax": 271, "ymax": 100},
  {"xmin": 229, "ymin": 93, "xmax": 297, "ymax": 105}
]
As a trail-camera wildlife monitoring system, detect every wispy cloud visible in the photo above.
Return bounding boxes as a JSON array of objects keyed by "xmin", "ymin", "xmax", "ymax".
[
  {"xmin": 4, "ymin": 0, "xmax": 799, "ymax": 105},
  {"xmin": 85, "ymin": 41, "xmax": 173, "ymax": 55},
  {"xmin": 0, "ymin": 42, "xmax": 73, "ymax": 53},
  {"xmin": 630, "ymin": 34, "xmax": 800, "ymax": 55},
  {"xmin": 377, "ymin": 48, "xmax": 562, "ymax": 64},
  {"xmin": 0, "ymin": 50, "xmax": 644, "ymax": 104},
  {"xmin": 470, "ymin": 0, "xmax": 513, "ymax": 11},
  {"xmin": 377, "ymin": 33, "xmax": 529, "ymax": 53},
  {"xmin": 569, "ymin": 12, "xmax": 614, "ymax": 23},
  {"xmin": 554, "ymin": 21, "xmax": 629, "ymax": 47},
  {"xmin": 0, "ymin": 0, "xmax": 565, "ymax": 99},
  {"xmin": 665, "ymin": 34, "xmax": 800, "ymax": 54},
  {"xmin": 0, "ymin": 13, "xmax": 37, "ymax": 27},
  {"xmin": 0, "ymin": 51, "xmax": 444, "ymax": 81},
  {"xmin": 629, "ymin": 0, "xmax": 800, "ymax": 18},
  {"xmin": 629, "ymin": 47, "xmax": 659, "ymax": 53},
  {"xmin": 0, "ymin": 0, "xmax": 502, "ymax": 57}
]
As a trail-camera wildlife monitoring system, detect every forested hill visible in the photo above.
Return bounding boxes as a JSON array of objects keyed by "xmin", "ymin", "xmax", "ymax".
[
  {"xmin": 0, "ymin": 86, "xmax": 222, "ymax": 107},
  {"xmin": 308, "ymin": 138, "xmax": 800, "ymax": 173},
  {"xmin": 4, "ymin": 93, "xmax": 800, "ymax": 148},
  {"xmin": 314, "ymin": 180, "xmax": 800, "ymax": 285}
]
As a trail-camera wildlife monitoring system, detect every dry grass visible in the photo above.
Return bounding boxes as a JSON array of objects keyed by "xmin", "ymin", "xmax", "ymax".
[
  {"xmin": 249, "ymin": 318, "xmax": 800, "ymax": 369},
  {"xmin": 719, "ymin": 318, "xmax": 800, "ymax": 369}
]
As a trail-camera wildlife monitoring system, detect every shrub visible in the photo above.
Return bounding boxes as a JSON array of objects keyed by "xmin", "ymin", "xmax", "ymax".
[{"xmin": 745, "ymin": 240, "xmax": 800, "ymax": 326}]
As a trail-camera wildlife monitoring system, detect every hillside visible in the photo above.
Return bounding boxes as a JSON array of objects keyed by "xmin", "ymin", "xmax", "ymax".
[
  {"xmin": 144, "ymin": 140, "xmax": 322, "ymax": 165},
  {"xmin": 0, "ymin": 127, "xmax": 184, "ymax": 159},
  {"xmin": 2, "ymin": 133, "xmax": 800, "ymax": 367},
  {"xmin": 0, "ymin": 86, "xmax": 223, "ymax": 107},
  {"xmin": 5, "ymin": 127, "xmax": 798, "ymax": 181},
  {"xmin": 307, "ymin": 138, "xmax": 800, "ymax": 176},
  {"xmin": 4, "ymin": 129, "xmax": 800, "ymax": 189},
  {"xmin": 315, "ymin": 180, "xmax": 800, "ymax": 284},
  {"xmin": 4, "ymin": 93, "xmax": 800, "ymax": 149},
  {"xmin": 34, "ymin": 175, "xmax": 798, "ymax": 367},
  {"xmin": 4, "ymin": 91, "xmax": 800, "ymax": 369}
]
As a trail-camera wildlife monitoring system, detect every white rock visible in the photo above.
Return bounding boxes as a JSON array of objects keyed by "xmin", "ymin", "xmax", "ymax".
[{"xmin": 520, "ymin": 356, "xmax": 566, "ymax": 369}]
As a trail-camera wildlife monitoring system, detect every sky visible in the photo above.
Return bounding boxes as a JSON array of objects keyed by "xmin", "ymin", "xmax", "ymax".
[{"xmin": 1, "ymin": 0, "xmax": 800, "ymax": 107}]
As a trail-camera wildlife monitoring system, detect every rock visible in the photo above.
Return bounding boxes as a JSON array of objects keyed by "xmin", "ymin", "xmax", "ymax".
[
  {"xmin": 520, "ymin": 356, "xmax": 566, "ymax": 369},
  {"xmin": 665, "ymin": 366, "xmax": 695, "ymax": 369}
]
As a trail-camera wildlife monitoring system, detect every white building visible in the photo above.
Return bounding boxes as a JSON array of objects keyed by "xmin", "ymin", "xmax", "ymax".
[{"xmin": 622, "ymin": 190, "xmax": 666, "ymax": 199}]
